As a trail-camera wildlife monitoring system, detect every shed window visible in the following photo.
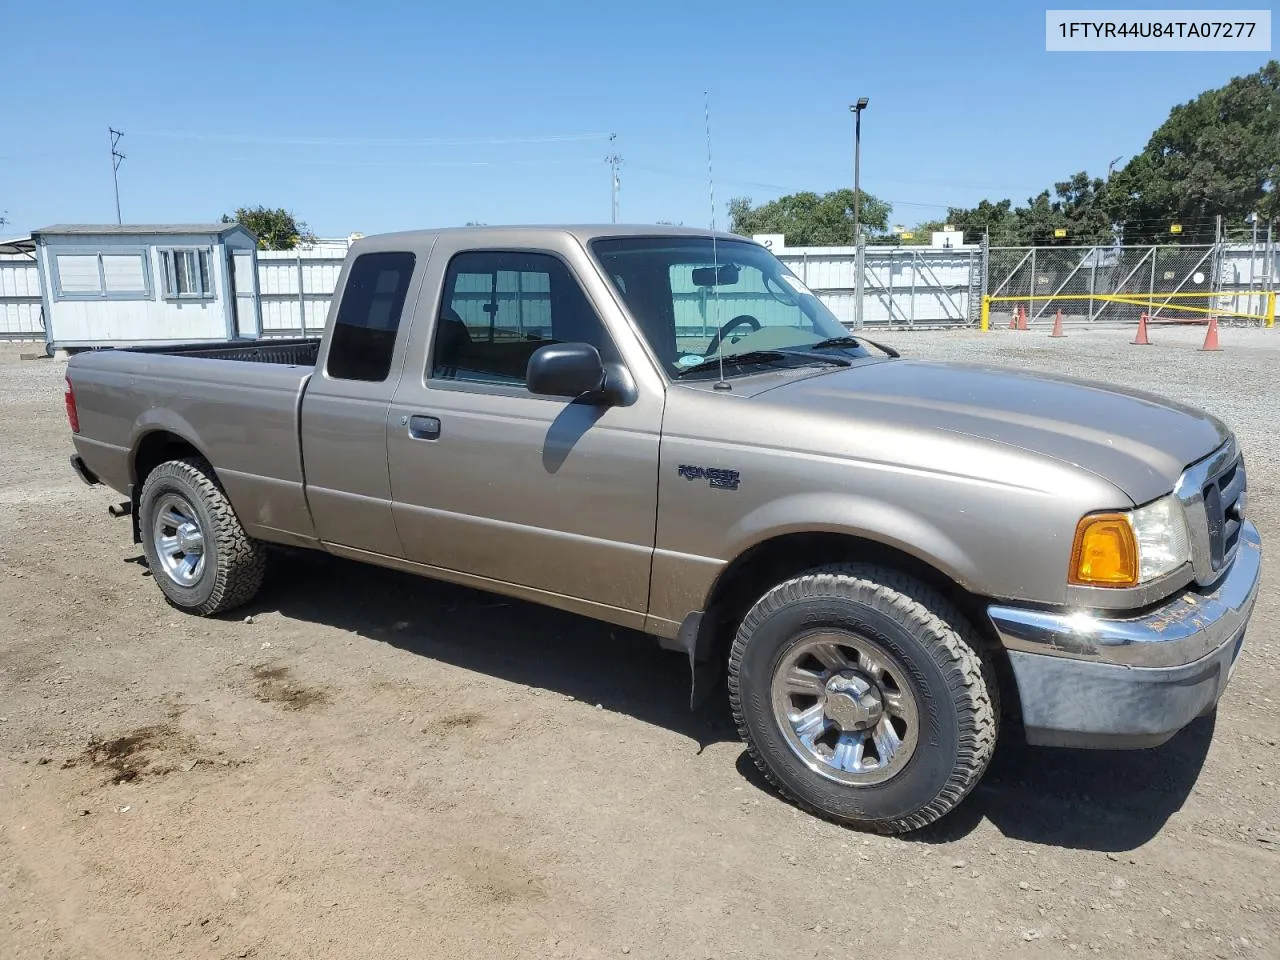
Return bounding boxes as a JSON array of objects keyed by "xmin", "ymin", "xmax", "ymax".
[
  {"xmin": 160, "ymin": 249, "xmax": 214, "ymax": 299},
  {"xmin": 52, "ymin": 250, "xmax": 150, "ymax": 299},
  {"xmin": 101, "ymin": 255, "xmax": 147, "ymax": 293},
  {"xmin": 55, "ymin": 255, "xmax": 103, "ymax": 294}
]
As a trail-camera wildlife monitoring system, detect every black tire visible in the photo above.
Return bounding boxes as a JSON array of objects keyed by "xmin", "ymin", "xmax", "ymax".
[
  {"xmin": 139, "ymin": 457, "xmax": 266, "ymax": 616},
  {"xmin": 728, "ymin": 563, "xmax": 998, "ymax": 833}
]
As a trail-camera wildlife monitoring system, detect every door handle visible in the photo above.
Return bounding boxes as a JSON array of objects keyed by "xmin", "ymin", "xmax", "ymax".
[{"xmin": 407, "ymin": 415, "xmax": 441, "ymax": 441}]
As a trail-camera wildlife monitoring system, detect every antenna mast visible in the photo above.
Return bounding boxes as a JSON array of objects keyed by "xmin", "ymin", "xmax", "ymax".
[
  {"xmin": 704, "ymin": 93, "xmax": 729, "ymax": 391},
  {"xmin": 605, "ymin": 134, "xmax": 622, "ymax": 223},
  {"xmin": 109, "ymin": 127, "xmax": 126, "ymax": 224}
]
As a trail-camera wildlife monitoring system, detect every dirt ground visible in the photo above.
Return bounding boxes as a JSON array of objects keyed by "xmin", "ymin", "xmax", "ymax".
[{"xmin": 2, "ymin": 328, "xmax": 1277, "ymax": 960}]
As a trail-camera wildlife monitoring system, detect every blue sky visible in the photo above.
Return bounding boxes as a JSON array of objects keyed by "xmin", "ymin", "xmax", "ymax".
[{"xmin": 0, "ymin": 1, "xmax": 1272, "ymax": 238}]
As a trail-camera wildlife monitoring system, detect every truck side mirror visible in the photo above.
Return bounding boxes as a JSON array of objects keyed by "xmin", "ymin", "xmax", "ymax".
[{"xmin": 526, "ymin": 343, "xmax": 607, "ymax": 400}]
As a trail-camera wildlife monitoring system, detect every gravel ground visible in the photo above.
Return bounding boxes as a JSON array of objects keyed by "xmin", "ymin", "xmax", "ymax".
[{"xmin": 1, "ymin": 328, "xmax": 1277, "ymax": 960}]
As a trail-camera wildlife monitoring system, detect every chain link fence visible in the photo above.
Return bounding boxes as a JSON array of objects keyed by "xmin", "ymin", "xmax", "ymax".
[{"xmin": 986, "ymin": 243, "xmax": 1276, "ymax": 329}]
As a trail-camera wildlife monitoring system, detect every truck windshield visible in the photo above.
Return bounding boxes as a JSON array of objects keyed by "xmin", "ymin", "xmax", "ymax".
[{"xmin": 590, "ymin": 236, "xmax": 867, "ymax": 378}]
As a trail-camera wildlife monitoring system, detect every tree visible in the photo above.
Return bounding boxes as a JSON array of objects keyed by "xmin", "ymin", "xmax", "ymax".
[
  {"xmin": 898, "ymin": 219, "xmax": 946, "ymax": 245},
  {"xmin": 943, "ymin": 175, "xmax": 1109, "ymax": 246},
  {"xmin": 1049, "ymin": 171, "xmax": 1112, "ymax": 244},
  {"xmin": 221, "ymin": 206, "xmax": 315, "ymax": 250},
  {"xmin": 727, "ymin": 189, "xmax": 891, "ymax": 245},
  {"xmin": 1103, "ymin": 61, "xmax": 1278, "ymax": 243},
  {"xmin": 944, "ymin": 199, "xmax": 1018, "ymax": 244}
]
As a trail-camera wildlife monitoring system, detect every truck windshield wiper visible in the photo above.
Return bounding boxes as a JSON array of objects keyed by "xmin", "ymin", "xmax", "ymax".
[
  {"xmin": 674, "ymin": 350, "xmax": 849, "ymax": 378},
  {"xmin": 810, "ymin": 335, "xmax": 901, "ymax": 358}
]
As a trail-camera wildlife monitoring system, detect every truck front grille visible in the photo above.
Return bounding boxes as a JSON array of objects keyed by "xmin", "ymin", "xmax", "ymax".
[
  {"xmin": 1175, "ymin": 438, "xmax": 1245, "ymax": 587},
  {"xmin": 1204, "ymin": 457, "xmax": 1246, "ymax": 571}
]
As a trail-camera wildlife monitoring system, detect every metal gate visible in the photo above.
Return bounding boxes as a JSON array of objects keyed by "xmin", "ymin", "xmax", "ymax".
[
  {"xmin": 985, "ymin": 243, "xmax": 1275, "ymax": 328},
  {"xmin": 776, "ymin": 246, "xmax": 982, "ymax": 327}
]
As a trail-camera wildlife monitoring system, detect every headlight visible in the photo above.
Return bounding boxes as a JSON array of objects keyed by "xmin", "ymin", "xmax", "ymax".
[
  {"xmin": 1070, "ymin": 495, "xmax": 1190, "ymax": 587},
  {"xmin": 1130, "ymin": 495, "xmax": 1192, "ymax": 581}
]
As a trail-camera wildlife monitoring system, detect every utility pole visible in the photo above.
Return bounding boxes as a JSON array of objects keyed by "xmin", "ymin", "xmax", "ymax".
[
  {"xmin": 604, "ymin": 134, "xmax": 622, "ymax": 224},
  {"xmin": 109, "ymin": 127, "xmax": 126, "ymax": 224}
]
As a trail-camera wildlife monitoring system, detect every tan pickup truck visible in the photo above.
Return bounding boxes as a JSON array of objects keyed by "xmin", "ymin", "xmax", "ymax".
[{"xmin": 66, "ymin": 226, "xmax": 1261, "ymax": 832}]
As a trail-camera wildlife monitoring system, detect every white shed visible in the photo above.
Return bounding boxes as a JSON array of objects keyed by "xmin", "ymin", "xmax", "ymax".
[{"xmin": 32, "ymin": 223, "xmax": 263, "ymax": 350}]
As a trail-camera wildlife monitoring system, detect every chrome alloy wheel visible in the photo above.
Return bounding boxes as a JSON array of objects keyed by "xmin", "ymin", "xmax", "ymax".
[
  {"xmin": 151, "ymin": 493, "xmax": 206, "ymax": 587},
  {"xmin": 770, "ymin": 632, "xmax": 920, "ymax": 785}
]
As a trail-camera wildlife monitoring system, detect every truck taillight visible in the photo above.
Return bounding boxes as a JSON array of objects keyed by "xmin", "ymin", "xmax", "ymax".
[{"xmin": 64, "ymin": 375, "xmax": 80, "ymax": 434}]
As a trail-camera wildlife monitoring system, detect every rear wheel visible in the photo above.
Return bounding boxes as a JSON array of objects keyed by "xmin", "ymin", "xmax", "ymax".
[
  {"xmin": 728, "ymin": 563, "xmax": 998, "ymax": 833},
  {"xmin": 139, "ymin": 457, "xmax": 265, "ymax": 616}
]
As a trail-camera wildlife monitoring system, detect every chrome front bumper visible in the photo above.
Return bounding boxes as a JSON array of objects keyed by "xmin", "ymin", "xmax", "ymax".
[{"xmin": 988, "ymin": 520, "xmax": 1261, "ymax": 748}]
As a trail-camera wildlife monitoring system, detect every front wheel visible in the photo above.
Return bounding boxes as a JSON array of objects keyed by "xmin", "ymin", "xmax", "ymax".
[
  {"xmin": 139, "ymin": 457, "xmax": 266, "ymax": 616},
  {"xmin": 728, "ymin": 564, "xmax": 998, "ymax": 833}
]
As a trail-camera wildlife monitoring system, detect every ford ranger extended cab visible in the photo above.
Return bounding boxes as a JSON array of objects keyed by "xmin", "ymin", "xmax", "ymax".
[{"xmin": 65, "ymin": 226, "xmax": 1261, "ymax": 833}]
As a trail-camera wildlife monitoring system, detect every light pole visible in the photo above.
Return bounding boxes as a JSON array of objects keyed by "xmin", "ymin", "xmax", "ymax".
[
  {"xmin": 850, "ymin": 98, "xmax": 869, "ymax": 240},
  {"xmin": 850, "ymin": 98, "xmax": 869, "ymax": 328}
]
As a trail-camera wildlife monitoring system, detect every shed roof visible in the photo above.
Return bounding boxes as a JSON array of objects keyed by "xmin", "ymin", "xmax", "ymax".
[
  {"xmin": 33, "ymin": 223, "xmax": 249, "ymax": 238},
  {"xmin": 0, "ymin": 236, "xmax": 35, "ymax": 255}
]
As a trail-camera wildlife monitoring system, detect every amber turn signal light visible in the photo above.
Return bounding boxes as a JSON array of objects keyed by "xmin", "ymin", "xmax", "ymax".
[{"xmin": 1069, "ymin": 513, "xmax": 1138, "ymax": 587}]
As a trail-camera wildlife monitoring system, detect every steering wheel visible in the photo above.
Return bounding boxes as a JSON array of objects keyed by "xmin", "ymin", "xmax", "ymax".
[{"xmin": 705, "ymin": 314, "xmax": 761, "ymax": 355}]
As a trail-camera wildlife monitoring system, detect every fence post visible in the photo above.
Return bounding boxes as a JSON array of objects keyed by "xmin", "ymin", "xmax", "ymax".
[
  {"xmin": 1148, "ymin": 250, "xmax": 1157, "ymax": 318},
  {"xmin": 1267, "ymin": 290, "xmax": 1276, "ymax": 328},
  {"xmin": 886, "ymin": 249, "xmax": 895, "ymax": 324},
  {"xmin": 908, "ymin": 246, "xmax": 916, "ymax": 325},
  {"xmin": 977, "ymin": 232, "xmax": 989, "ymax": 328},
  {"xmin": 980, "ymin": 295, "xmax": 990, "ymax": 331},
  {"xmin": 1027, "ymin": 246, "xmax": 1036, "ymax": 323},
  {"xmin": 1088, "ymin": 249, "xmax": 1097, "ymax": 323},
  {"xmin": 297, "ymin": 255, "xmax": 306, "ymax": 336}
]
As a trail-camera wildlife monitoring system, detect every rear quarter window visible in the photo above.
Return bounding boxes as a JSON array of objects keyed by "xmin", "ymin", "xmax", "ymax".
[{"xmin": 326, "ymin": 252, "xmax": 416, "ymax": 382}]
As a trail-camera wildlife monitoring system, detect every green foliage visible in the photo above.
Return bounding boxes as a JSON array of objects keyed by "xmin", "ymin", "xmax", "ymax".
[
  {"xmin": 944, "ymin": 199, "xmax": 1018, "ymax": 244},
  {"xmin": 728, "ymin": 189, "xmax": 891, "ymax": 245},
  {"xmin": 946, "ymin": 61, "xmax": 1278, "ymax": 245},
  {"xmin": 897, "ymin": 219, "xmax": 946, "ymax": 245},
  {"xmin": 221, "ymin": 206, "xmax": 315, "ymax": 250},
  {"xmin": 1104, "ymin": 60, "xmax": 1279, "ymax": 243},
  {"xmin": 945, "ymin": 176, "xmax": 1110, "ymax": 246}
]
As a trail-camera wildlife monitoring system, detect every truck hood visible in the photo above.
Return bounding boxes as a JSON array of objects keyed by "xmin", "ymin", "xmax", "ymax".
[{"xmin": 755, "ymin": 359, "xmax": 1229, "ymax": 504}]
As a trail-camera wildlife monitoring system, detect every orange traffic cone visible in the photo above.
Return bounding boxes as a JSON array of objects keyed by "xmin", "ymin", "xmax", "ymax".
[
  {"xmin": 1049, "ymin": 309, "xmax": 1065, "ymax": 338},
  {"xmin": 1201, "ymin": 316, "xmax": 1221, "ymax": 352},
  {"xmin": 1133, "ymin": 313, "xmax": 1151, "ymax": 345},
  {"xmin": 1008, "ymin": 310, "xmax": 1017, "ymax": 330},
  {"xmin": 1017, "ymin": 305, "xmax": 1029, "ymax": 331}
]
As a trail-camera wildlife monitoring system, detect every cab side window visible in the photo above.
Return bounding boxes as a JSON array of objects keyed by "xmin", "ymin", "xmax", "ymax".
[
  {"xmin": 430, "ymin": 251, "xmax": 617, "ymax": 386},
  {"xmin": 326, "ymin": 251, "xmax": 416, "ymax": 382}
]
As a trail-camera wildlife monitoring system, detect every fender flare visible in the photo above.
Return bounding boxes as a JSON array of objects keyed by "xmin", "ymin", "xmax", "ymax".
[{"xmin": 717, "ymin": 490, "xmax": 981, "ymax": 598}]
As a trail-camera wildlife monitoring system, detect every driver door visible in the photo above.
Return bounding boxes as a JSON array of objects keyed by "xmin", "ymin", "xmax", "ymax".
[{"xmin": 386, "ymin": 243, "xmax": 664, "ymax": 624}]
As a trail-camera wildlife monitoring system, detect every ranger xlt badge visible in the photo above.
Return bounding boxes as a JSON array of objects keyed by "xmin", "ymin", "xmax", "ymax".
[{"xmin": 678, "ymin": 464, "xmax": 741, "ymax": 490}]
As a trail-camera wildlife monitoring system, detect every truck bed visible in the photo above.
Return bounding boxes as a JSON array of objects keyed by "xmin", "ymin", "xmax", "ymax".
[
  {"xmin": 67, "ymin": 339, "xmax": 319, "ymax": 545},
  {"xmin": 121, "ymin": 337, "xmax": 321, "ymax": 366}
]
